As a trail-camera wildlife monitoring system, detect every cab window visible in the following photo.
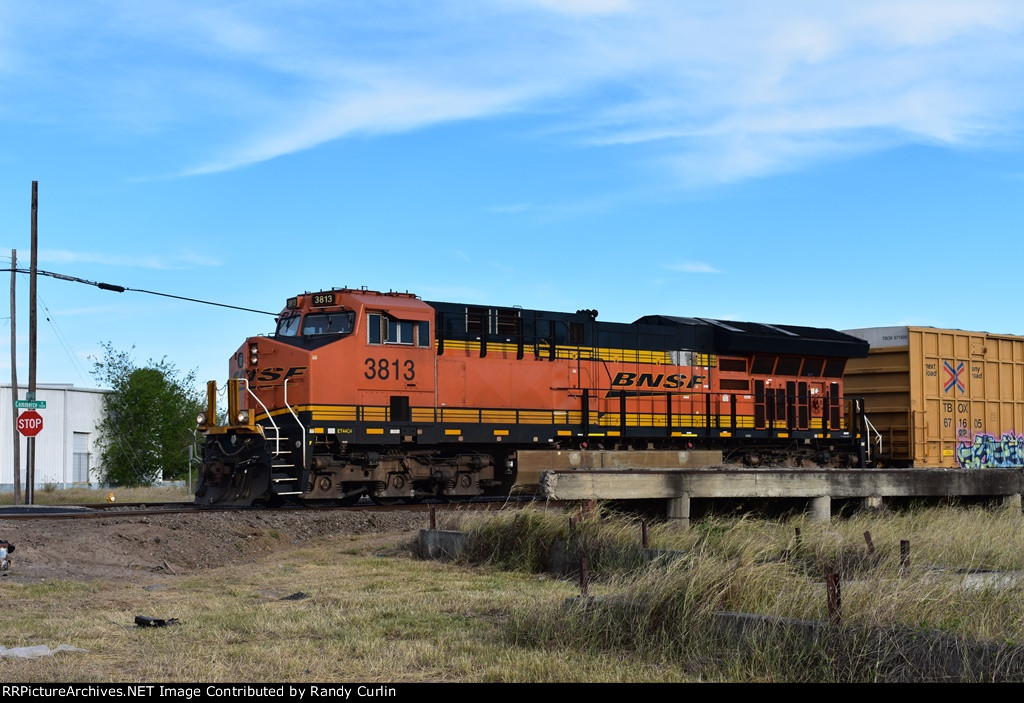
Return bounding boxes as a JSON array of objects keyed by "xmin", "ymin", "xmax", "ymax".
[
  {"xmin": 369, "ymin": 313, "xmax": 430, "ymax": 347},
  {"xmin": 276, "ymin": 315, "xmax": 302, "ymax": 337},
  {"xmin": 301, "ymin": 311, "xmax": 354, "ymax": 336}
]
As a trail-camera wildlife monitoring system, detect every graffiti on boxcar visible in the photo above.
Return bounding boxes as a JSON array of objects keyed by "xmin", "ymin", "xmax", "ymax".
[{"xmin": 956, "ymin": 432, "xmax": 1024, "ymax": 469}]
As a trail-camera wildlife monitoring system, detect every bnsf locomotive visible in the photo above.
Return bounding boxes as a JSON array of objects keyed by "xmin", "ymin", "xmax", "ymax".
[{"xmin": 195, "ymin": 288, "xmax": 870, "ymax": 505}]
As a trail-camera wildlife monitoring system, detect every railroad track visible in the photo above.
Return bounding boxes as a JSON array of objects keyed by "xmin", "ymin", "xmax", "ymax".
[{"xmin": 0, "ymin": 496, "xmax": 565, "ymax": 521}]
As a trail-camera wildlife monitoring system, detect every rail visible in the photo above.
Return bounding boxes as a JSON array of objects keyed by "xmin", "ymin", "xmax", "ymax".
[{"xmin": 0, "ymin": 497, "xmax": 559, "ymax": 521}]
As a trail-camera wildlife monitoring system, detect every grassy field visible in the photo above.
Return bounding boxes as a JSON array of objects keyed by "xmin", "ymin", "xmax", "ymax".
[
  {"xmin": 5, "ymin": 495, "xmax": 1024, "ymax": 682},
  {"xmin": 0, "ymin": 529, "xmax": 699, "ymax": 683}
]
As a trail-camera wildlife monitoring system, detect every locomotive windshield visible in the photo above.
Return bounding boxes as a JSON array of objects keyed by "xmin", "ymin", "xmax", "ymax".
[
  {"xmin": 276, "ymin": 315, "xmax": 301, "ymax": 336},
  {"xmin": 275, "ymin": 311, "xmax": 355, "ymax": 337},
  {"xmin": 301, "ymin": 311, "xmax": 355, "ymax": 336}
]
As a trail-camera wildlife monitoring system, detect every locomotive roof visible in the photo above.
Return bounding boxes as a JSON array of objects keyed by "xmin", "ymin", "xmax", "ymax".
[
  {"xmin": 424, "ymin": 296, "xmax": 868, "ymax": 359},
  {"xmin": 344, "ymin": 290, "xmax": 432, "ymax": 315},
  {"xmin": 636, "ymin": 315, "xmax": 870, "ymax": 358}
]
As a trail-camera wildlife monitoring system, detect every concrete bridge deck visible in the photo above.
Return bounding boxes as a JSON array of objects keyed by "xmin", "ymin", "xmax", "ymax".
[{"xmin": 539, "ymin": 468, "xmax": 1024, "ymax": 524}]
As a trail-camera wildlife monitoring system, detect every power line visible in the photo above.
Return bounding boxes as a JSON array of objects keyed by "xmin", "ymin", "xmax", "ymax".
[
  {"xmin": 38, "ymin": 293, "xmax": 92, "ymax": 386},
  {"xmin": 8, "ymin": 267, "xmax": 277, "ymax": 316},
  {"xmin": 7, "ymin": 263, "xmax": 209, "ymax": 482}
]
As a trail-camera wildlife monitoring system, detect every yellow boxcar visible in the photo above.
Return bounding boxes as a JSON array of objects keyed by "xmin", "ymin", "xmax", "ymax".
[{"xmin": 844, "ymin": 326, "xmax": 1024, "ymax": 468}]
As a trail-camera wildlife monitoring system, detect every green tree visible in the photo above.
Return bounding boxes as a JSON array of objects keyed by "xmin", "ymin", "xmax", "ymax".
[{"xmin": 90, "ymin": 342, "xmax": 203, "ymax": 486}]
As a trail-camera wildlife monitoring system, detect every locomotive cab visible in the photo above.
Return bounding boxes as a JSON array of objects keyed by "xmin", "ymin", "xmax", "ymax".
[{"xmin": 197, "ymin": 289, "xmax": 470, "ymax": 506}]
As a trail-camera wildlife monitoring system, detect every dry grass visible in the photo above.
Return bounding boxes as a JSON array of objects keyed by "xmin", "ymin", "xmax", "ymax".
[
  {"xmin": 453, "ymin": 504, "xmax": 683, "ymax": 574},
  {"xmin": 456, "ymin": 503, "xmax": 1024, "ymax": 682},
  {"xmin": 0, "ymin": 530, "xmax": 700, "ymax": 683},
  {"xmin": 0, "ymin": 484, "xmax": 192, "ymax": 505}
]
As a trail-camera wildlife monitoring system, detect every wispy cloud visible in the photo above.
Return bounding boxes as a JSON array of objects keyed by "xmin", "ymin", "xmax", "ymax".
[
  {"xmin": 519, "ymin": 0, "xmax": 634, "ymax": 15},
  {"xmin": 665, "ymin": 260, "xmax": 722, "ymax": 274},
  {"xmin": 486, "ymin": 191, "xmax": 634, "ymax": 217},
  {"xmin": 41, "ymin": 249, "xmax": 222, "ymax": 270},
  {"xmin": 4, "ymin": 1, "xmax": 1024, "ymax": 183},
  {"xmin": 183, "ymin": 82, "xmax": 535, "ymax": 175},
  {"xmin": 488, "ymin": 202, "xmax": 541, "ymax": 214}
]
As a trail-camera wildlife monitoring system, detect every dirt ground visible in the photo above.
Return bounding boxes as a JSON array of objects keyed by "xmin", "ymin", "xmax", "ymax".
[{"xmin": 0, "ymin": 509, "xmax": 431, "ymax": 583}]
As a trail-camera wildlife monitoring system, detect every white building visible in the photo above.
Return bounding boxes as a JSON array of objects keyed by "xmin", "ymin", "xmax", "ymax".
[{"xmin": 1, "ymin": 383, "xmax": 110, "ymax": 489}]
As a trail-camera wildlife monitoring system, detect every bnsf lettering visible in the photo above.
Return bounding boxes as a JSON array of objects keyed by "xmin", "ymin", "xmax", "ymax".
[
  {"xmin": 611, "ymin": 371, "xmax": 705, "ymax": 390},
  {"xmin": 248, "ymin": 366, "xmax": 306, "ymax": 382},
  {"xmin": 637, "ymin": 373, "xmax": 662, "ymax": 387}
]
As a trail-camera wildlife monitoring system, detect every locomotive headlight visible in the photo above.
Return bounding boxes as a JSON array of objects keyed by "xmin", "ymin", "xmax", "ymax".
[
  {"xmin": 249, "ymin": 343, "xmax": 258, "ymax": 365},
  {"xmin": 236, "ymin": 410, "xmax": 250, "ymax": 424},
  {"xmin": 196, "ymin": 412, "xmax": 208, "ymax": 426}
]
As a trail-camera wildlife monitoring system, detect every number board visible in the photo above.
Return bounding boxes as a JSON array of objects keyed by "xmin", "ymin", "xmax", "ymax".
[{"xmin": 310, "ymin": 292, "xmax": 336, "ymax": 306}]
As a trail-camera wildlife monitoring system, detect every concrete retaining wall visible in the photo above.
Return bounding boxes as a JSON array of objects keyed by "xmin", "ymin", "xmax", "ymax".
[
  {"xmin": 712, "ymin": 611, "xmax": 1024, "ymax": 682},
  {"xmin": 416, "ymin": 529, "xmax": 469, "ymax": 560},
  {"xmin": 416, "ymin": 529, "xmax": 687, "ymax": 573}
]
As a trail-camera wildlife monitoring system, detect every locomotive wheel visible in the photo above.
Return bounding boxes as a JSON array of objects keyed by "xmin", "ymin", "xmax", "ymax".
[{"xmin": 368, "ymin": 475, "xmax": 412, "ymax": 505}]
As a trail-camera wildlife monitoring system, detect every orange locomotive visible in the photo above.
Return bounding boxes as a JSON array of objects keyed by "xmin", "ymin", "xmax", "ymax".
[{"xmin": 195, "ymin": 288, "xmax": 870, "ymax": 505}]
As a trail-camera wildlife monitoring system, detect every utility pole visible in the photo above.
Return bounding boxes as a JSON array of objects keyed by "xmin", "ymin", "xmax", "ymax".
[
  {"xmin": 9, "ymin": 249, "xmax": 21, "ymax": 503},
  {"xmin": 27, "ymin": 181, "xmax": 37, "ymax": 505}
]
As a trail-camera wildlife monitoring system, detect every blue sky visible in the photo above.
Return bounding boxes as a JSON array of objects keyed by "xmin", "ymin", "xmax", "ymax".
[{"xmin": 2, "ymin": 0, "xmax": 1024, "ymax": 391}]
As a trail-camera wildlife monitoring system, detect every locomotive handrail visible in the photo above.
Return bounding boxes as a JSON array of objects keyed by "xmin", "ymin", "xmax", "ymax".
[
  {"xmin": 862, "ymin": 412, "xmax": 884, "ymax": 462},
  {"xmin": 242, "ymin": 378, "xmax": 280, "ymax": 447},
  {"xmin": 284, "ymin": 378, "xmax": 307, "ymax": 471}
]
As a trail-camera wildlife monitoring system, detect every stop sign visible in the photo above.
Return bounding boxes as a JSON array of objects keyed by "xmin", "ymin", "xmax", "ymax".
[{"xmin": 17, "ymin": 410, "xmax": 43, "ymax": 437}]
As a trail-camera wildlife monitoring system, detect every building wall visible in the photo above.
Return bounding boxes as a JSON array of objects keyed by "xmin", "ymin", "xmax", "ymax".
[{"xmin": 1, "ymin": 384, "xmax": 109, "ymax": 489}]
